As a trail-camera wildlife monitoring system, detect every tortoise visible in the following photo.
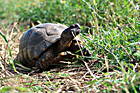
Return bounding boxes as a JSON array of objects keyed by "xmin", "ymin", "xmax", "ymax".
[{"xmin": 15, "ymin": 23, "xmax": 90, "ymax": 71}]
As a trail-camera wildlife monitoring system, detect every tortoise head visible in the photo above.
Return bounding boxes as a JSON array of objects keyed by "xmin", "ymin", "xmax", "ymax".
[{"xmin": 61, "ymin": 23, "xmax": 80, "ymax": 40}]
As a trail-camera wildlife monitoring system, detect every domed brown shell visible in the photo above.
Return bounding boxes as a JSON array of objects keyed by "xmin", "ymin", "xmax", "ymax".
[{"xmin": 17, "ymin": 23, "xmax": 68, "ymax": 67}]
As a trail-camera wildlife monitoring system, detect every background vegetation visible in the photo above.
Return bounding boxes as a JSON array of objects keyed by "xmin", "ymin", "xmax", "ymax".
[{"xmin": 0, "ymin": 0, "xmax": 140, "ymax": 92}]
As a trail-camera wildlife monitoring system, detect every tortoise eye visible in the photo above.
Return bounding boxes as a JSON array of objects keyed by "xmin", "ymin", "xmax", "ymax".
[{"xmin": 74, "ymin": 23, "xmax": 80, "ymax": 28}]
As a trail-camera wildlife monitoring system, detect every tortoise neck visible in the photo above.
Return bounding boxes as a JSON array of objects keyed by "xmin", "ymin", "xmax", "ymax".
[{"xmin": 56, "ymin": 39, "xmax": 72, "ymax": 52}]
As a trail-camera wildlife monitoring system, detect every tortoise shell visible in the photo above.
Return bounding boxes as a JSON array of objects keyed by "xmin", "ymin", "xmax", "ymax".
[
  {"xmin": 16, "ymin": 23, "xmax": 81, "ymax": 69},
  {"xmin": 19, "ymin": 23, "xmax": 67, "ymax": 60}
]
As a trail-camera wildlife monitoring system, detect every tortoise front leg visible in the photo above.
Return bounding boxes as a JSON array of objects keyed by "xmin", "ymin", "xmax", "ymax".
[{"xmin": 68, "ymin": 40, "xmax": 91, "ymax": 56}]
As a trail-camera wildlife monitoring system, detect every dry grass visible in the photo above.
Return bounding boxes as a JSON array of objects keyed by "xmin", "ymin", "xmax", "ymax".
[{"xmin": 0, "ymin": 22, "xmax": 21, "ymax": 67}]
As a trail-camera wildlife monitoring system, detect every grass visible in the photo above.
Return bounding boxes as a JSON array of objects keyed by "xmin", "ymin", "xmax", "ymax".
[{"xmin": 0, "ymin": 0, "xmax": 140, "ymax": 92}]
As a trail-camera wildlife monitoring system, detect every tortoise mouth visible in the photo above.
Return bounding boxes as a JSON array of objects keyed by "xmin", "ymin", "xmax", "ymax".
[{"xmin": 71, "ymin": 28, "xmax": 80, "ymax": 36}]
